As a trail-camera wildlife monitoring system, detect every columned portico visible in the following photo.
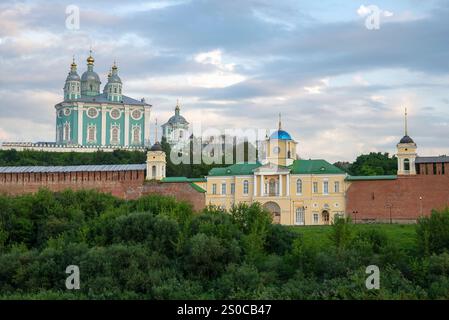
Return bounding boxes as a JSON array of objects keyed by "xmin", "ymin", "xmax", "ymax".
[{"xmin": 253, "ymin": 163, "xmax": 291, "ymax": 197}]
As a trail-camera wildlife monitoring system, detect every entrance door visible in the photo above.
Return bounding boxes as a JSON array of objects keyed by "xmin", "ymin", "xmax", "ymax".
[
  {"xmin": 295, "ymin": 207, "xmax": 305, "ymax": 225},
  {"xmin": 322, "ymin": 210, "xmax": 330, "ymax": 225},
  {"xmin": 263, "ymin": 201, "xmax": 281, "ymax": 224}
]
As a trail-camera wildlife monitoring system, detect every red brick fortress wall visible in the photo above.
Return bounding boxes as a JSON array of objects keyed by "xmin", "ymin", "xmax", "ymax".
[
  {"xmin": 141, "ymin": 182, "xmax": 206, "ymax": 212},
  {"xmin": 0, "ymin": 170, "xmax": 146, "ymax": 199},
  {"xmin": 0, "ymin": 171, "xmax": 205, "ymax": 212},
  {"xmin": 346, "ymin": 175, "xmax": 449, "ymax": 223}
]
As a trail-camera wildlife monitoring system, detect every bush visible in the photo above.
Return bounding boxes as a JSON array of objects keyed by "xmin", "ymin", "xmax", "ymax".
[{"xmin": 416, "ymin": 209, "xmax": 449, "ymax": 255}]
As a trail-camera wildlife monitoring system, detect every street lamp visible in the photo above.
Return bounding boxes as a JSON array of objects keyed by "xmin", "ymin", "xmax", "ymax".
[
  {"xmin": 352, "ymin": 210, "xmax": 358, "ymax": 224},
  {"xmin": 419, "ymin": 196, "xmax": 423, "ymax": 220}
]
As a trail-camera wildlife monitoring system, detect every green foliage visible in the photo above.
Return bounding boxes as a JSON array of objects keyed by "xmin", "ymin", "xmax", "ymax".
[
  {"xmin": 416, "ymin": 209, "xmax": 449, "ymax": 255},
  {"xmin": 0, "ymin": 149, "xmax": 146, "ymax": 167},
  {"xmin": 342, "ymin": 152, "xmax": 397, "ymax": 176},
  {"xmin": 329, "ymin": 217, "xmax": 353, "ymax": 253},
  {"xmin": 0, "ymin": 190, "xmax": 448, "ymax": 299}
]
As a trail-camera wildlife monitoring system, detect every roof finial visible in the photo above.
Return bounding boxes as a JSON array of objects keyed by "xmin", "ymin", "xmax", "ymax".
[
  {"xmin": 405, "ymin": 107, "xmax": 408, "ymax": 136},
  {"xmin": 87, "ymin": 47, "xmax": 94, "ymax": 65},
  {"xmin": 71, "ymin": 55, "xmax": 76, "ymax": 68},
  {"xmin": 278, "ymin": 113, "xmax": 282, "ymax": 130}
]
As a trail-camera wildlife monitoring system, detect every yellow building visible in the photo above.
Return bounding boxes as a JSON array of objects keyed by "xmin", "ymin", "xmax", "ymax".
[{"xmin": 205, "ymin": 120, "xmax": 347, "ymax": 225}]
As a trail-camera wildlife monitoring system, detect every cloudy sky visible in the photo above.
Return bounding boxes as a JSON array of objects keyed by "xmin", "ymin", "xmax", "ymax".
[{"xmin": 1, "ymin": 0, "xmax": 449, "ymax": 162}]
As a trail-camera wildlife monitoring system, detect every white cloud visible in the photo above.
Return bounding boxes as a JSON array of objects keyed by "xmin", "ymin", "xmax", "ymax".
[
  {"xmin": 304, "ymin": 78, "xmax": 330, "ymax": 94},
  {"xmin": 357, "ymin": 5, "xmax": 371, "ymax": 17}
]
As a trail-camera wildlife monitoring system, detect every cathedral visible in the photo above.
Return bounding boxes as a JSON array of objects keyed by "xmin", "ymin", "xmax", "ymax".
[
  {"xmin": 55, "ymin": 52, "xmax": 151, "ymax": 148},
  {"xmin": 161, "ymin": 100, "xmax": 189, "ymax": 146}
]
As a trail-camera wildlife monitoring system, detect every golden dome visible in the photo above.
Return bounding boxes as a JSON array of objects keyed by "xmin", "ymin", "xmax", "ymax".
[{"xmin": 87, "ymin": 55, "xmax": 94, "ymax": 65}]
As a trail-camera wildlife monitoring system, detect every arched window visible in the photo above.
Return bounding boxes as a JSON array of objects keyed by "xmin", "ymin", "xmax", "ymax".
[
  {"xmin": 90, "ymin": 84, "xmax": 93, "ymax": 91},
  {"xmin": 152, "ymin": 165, "xmax": 156, "ymax": 177},
  {"xmin": 243, "ymin": 180, "xmax": 249, "ymax": 195},
  {"xmin": 295, "ymin": 207, "xmax": 305, "ymax": 225},
  {"xmin": 111, "ymin": 125, "xmax": 120, "ymax": 144},
  {"xmin": 404, "ymin": 158, "xmax": 410, "ymax": 171},
  {"xmin": 114, "ymin": 87, "xmax": 117, "ymax": 93},
  {"xmin": 269, "ymin": 178, "xmax": 276, "ymax": 195},
  {"xmin": 296, "ymin": 178, "xmax": 302, "ymax": 194},
  {"xmin": 132, "ymin": 126, "xmax": 141, "ymax": 144},
  {"xmin": 87, "ymin": 125, "xmax": 96, "ymax": 143},
  {"xmin": 63, "ymin": 122, "xmax": 70, "ymax": 141}
]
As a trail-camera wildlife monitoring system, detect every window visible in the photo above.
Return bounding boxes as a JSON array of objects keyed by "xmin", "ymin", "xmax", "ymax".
[
  {"xmin": 63, "ymin": 122, "xmax": 70, "ymax": 141},
  {"xmin": 313, "ymin": 182, "xmax": 318, "ymax": 193},
  {"xmin": 269, "ymin": 178, "xmax": 277, "ymax": 195},
  {"xmin": 212, "ymin": 184, "xmax": 217, "ymax": 195},
  {"xmin": 87, "ymin": 107, "xmax": 98, "ymax": 118},
  {"xmin": 296, "ymin": 179, "xmax": 302, "ymax": 194},
  {"xmin": 114, "ymin": 87, "xmax": 117, "ymax": 93},
  {"xmin": 404, "ymin": 158, "xmax": 410, "ymax": 171},
  {"xmin": 131, "ymin": 109, "xmax": 142, "ymax": 120},
  {"xmin": 295, "ymin": 207, "xmax": 305, "ymax": 225},
  {"xmin": 111, "ymin": 125, "xmax": 120, "ymax": 144},
  {"xmin": 323, "ymin": 181, "xmax": 329, "ymax": 194},
  {"xmin": 87, "ymin": 125, "xmax": 96, "ymax": 143},
  {"xmin": 313, "ymin": 213, "xmax": 319, "ymax": 224},
  {"xmin": 243, "ymin": 180, "xmax": 249, "ymax": 195},
  {"xmin": 110, "ymin": 109, "xmax": 120, "ymax": 119},
  {"xmin": 230, "ymin": 183, "xmax": 235, "ymax": 195},
  {"xmin": 334, "ymin": 181, "xmax": 340, "ymax": 193},
  {"xmin": 433, "ymin": 163, "xmax": 437, "ymax": 175},
  {"xmin": 152, "ymin": 165, "xmax": 156, "ymax": 177},
  {"xmin": 221, "ymin": 183, "xmax": 226, "ymax": 195},
  {"xmin": 132, "ymin": 126, "xmax": 141, "ymax": 144},
  {"xmin": 179, "ymin": 130, "xmax": 183, "ymax": 138},
  {"xmin": 443, "ymin": 163, "xmax": 446, "ymax": 175}
]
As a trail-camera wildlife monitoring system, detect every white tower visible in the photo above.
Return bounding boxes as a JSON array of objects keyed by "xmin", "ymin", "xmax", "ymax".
[
  {"xmin": 397, "ymin": 108, "xmax": 417, "ymax": 175},
  {"xmin": 146, "ymin": 120, "xmax": 166, "ymax": 180}
]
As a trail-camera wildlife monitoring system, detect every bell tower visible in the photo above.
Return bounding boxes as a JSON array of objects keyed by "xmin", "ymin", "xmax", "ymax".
[
  {"xmin": 397, "ymin": 108, "xmax": 417, "ymax": 175},
  {"xmin": 146, "ymin": 119, "xmax": 166, "ymax": 180},
  {"xmin": 264, "ymin": 114, "xmax": 297, "ymax": 166}
]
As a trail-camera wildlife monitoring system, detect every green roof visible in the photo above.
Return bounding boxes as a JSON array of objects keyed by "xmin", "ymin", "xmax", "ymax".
[
  {"xmin": 208, "ymin": 162, "xmax": 262, "ymax": 176},
  {"xmin": 289, "ymin": 159, "xmax": 345, "ymax": 175},
  {"xmin": 208, "ymin": 159, "xmax": 344, "ymax": 177},
  {"xmin": 190, "ymin": 182, "xmax": 206, "ymax": 193},
  {"xmin": 345, "ymin": 175, "xmax": 397, "ymax": 181},
  {"xmin": 161, "ymin": 177, "xmax": 207, "ymax": 183}
]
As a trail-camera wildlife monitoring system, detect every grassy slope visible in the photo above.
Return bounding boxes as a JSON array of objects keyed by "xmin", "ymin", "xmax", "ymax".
[{"xmin": 288, "ymin": 224, "xmax": 417, "ymax": 250}]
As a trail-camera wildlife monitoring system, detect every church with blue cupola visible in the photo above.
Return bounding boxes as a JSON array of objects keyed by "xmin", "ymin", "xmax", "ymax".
[{"xmin": 55, "ymin": 52, "xmax": 152, "ymax": 148}]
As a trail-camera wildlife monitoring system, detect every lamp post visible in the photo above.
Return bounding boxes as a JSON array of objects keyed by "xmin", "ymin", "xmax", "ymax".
[
  {"xmin": 352, "ymin": 210, "xmax": 358, "ymax": 224},
  {"xmin": 419, "ymin": 196, "xmax": 423, "ymax": 220}
]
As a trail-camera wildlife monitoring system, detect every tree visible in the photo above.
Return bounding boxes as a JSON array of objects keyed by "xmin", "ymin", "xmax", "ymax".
[{"xmin": 347, "ymin": 152, "xmax": 397, "ymax": 176}]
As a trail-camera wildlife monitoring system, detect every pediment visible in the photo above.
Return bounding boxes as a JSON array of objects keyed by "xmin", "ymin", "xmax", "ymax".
[{"xmin": 253, "ymin": 162, "xmax": 291, "ymax": 174}]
